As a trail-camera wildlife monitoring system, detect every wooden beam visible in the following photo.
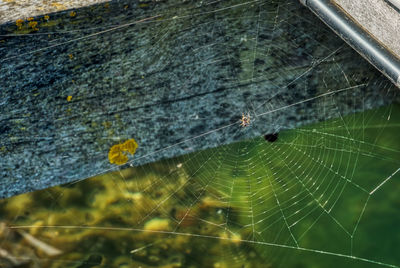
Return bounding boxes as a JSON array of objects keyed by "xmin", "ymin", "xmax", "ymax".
[{"xmin": 0, "ymin": 0, "xmax": 397, "ymax": 198}]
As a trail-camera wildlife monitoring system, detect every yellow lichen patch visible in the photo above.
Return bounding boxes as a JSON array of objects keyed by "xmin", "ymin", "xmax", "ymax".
[
  {"xmin": 144, "ymin": 218, "xmax": 170, "ymax": 232},
  {"xmin": 28, "ymin": 21, "xmax": 38, "ymax": 31},
  {"xmin": 66, "ymin": 95, "xmax": 72, "ymax": 101},
  {"xmin": 44, "ymin": 15, "xmax": 50, "ymax": 20},
  {"xmin": 27, "ymin": 17, "xmax": 34, "ymax": 21},
  {"xmin": 121, "ymin": 139, "xmax": 138, "ymax": 154},
  {"xmin": 108, "ymin": 138, "xmax": 138, "ymax": 165},
  {"xmin": 108, "ymin": 144, "xmax": 129, "ymax": 165},
  {"xmin": 69, "ymin": 11, "xmax": 76, "ymax": 17},
  {"xmin": 15, "ymin": 19, "xmax": 24, "ymax": 29}
]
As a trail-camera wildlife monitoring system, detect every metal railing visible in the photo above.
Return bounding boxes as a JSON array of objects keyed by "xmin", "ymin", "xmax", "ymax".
[{"xmin": 300, "ymin": 0, "xmax": 400, "ymax": 88}]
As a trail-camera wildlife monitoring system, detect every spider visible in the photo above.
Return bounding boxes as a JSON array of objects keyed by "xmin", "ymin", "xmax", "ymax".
[{"xmin": 240, "ymin": 113, "xmax": 251, "ymax": 127}]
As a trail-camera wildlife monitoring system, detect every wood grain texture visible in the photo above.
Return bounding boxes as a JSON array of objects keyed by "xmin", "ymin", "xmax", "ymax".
[
  {"xmin": 334, "ymin": 0, "xmax": 400, "ymax": 59},
  {"xmin": 0, "ymin": 0, "xmax": 398, "ymax": 198}
]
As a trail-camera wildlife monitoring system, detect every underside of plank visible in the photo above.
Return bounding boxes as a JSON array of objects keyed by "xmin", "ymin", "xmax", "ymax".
[{"xmin": 0, "ymin": 0, "xmax": 398, "ymax": 198}]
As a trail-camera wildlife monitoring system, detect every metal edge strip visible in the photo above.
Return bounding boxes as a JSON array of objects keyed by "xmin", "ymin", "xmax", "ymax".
[
  {"xmin": 385, "ymin": 0, "xmax": 400, "ymax": 12},
  {"xmin": 300, "ymin": 0, "xmax": 400, "ymax": 89}
]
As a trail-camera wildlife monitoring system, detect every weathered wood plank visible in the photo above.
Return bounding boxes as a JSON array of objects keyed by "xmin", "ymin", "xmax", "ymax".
[
  {"xmin": 0, "ymin": 0, "xmax": 398, "ymax": 198},
  {"xmin": 0, "ymin": 0, "xmax": 109, "ymax": 24},
  {"xmin": 334, "ymin": 0, "xmax": 400, "ymax": 59}
]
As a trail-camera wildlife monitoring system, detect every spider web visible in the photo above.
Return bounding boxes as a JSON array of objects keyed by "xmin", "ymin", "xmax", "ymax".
[{"xmin": 1, "ymin": 0, "xmax": 400, "ymax": 267}]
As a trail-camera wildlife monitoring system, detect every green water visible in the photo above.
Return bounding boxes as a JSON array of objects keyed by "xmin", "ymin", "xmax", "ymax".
[
  {"xmin": 1, "ymin": 104, "xmax": 400, "ymax": 268},
  {"xmin": 183, "ymin": 104, "xmax": 400, "ymax": 267}
]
